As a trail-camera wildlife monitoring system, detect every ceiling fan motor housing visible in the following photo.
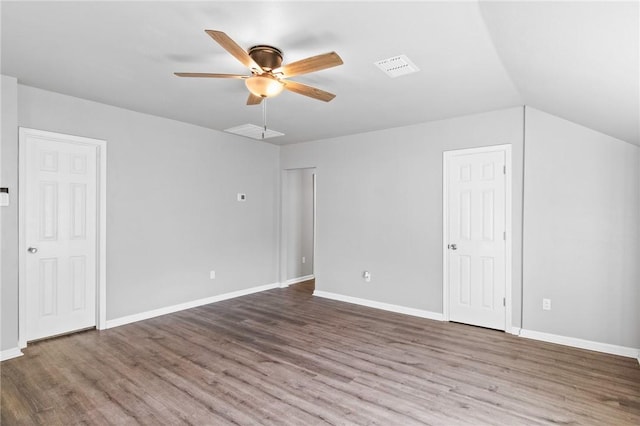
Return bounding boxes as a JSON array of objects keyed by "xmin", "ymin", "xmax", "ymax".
[{"xmin": 248, "ymin": 45, "xmax": 283, "ymax": 72}]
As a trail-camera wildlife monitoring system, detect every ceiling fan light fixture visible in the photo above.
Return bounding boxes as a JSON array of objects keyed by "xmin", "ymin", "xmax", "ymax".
[{"xmin": 245, "ymin": 75, "xmax": 284, "ymax": 98}]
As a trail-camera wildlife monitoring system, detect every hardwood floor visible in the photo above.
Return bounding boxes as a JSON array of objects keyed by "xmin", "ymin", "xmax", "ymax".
[
  {"xmin": 289, "ymin": 278, "xmax": 315, "ymax": 294},
  {"xmin": 2, "ymin": 282, "xmax": 639, "ymax": 425}
]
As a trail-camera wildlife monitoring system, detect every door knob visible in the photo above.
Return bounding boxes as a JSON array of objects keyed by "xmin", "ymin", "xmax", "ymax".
[
  {"xmin": 27, "ymin": 247, "xmax": 38, "ymax": 254},
  {"xmin": 448, "ymin": 244, "xmax": 457, "ymax": 250}
]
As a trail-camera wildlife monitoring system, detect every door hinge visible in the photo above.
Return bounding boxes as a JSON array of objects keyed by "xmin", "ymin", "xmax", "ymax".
[
  {"xmin": 503, "ymin": 231, "xmax": 506, "ymax": 240},
  {"xmin": 503, "ymin": 297, "xmax": 506, "ymax": 307},
  {"xmin": 503, "ymin": 165, "xmax": 506, "ymax": 175}
]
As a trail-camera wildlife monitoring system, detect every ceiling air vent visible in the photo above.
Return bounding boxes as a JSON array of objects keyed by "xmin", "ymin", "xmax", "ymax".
[
  {"xmin": 374, "ymin": 55, "xmax": 420, "ymax": 78},
  {"xmin": 224, "ymin": 124, "xmax": 284, "ymax": 140}
]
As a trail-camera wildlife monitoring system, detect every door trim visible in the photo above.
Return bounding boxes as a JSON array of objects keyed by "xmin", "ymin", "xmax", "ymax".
[
  {"xmin": 18, "ymin": 127, "xmax": 107, "ymax": 348},
  {"xmin": 442, "ymin": 144, "xmax": 512, "ymax": 332}
]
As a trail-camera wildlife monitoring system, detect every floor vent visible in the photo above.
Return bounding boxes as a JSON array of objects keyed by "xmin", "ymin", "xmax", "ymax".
[
  {"xmin": 374, "ymin": 54, "xmax": 420, "ymax": 78},
  {"xmin": 224, "ymin": 124, "xmax": 284, "ymax": 140}
]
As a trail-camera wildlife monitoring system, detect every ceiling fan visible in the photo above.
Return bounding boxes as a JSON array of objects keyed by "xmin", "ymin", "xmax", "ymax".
[{"xmin": 175, "ymin": 30, "xmax": 344, "ymax": 105}]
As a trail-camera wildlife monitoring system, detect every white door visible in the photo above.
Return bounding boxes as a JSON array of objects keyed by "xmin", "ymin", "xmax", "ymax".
[
  {"xmin": 445, "ymin": 146, "xmax": 509, "ymax": 330},
  {"xmin": 23, "ymin": 131, "xmax": 98, "ymax": 341}
]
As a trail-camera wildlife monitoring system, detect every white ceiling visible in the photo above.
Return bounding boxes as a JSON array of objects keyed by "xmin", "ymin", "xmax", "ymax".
[{"xmin": 1, "ymin": 1, "xmax": 638, "ymax": 146}]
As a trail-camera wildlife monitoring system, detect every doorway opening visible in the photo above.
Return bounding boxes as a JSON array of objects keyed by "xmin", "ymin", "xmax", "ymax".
[{"xmin": 280, "ymin": 168, "xmax": 316, "ymax": 292}]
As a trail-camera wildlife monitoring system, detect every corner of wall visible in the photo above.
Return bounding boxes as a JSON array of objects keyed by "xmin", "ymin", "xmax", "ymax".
[{"xmin": 1, "ymin": 74, "xmax": 20, "ymax": 352}]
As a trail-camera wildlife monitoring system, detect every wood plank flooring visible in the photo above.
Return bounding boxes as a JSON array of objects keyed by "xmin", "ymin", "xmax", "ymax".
[{"xmin": 2, "ymin": 280, "xmax": 639, "ymax": 425}]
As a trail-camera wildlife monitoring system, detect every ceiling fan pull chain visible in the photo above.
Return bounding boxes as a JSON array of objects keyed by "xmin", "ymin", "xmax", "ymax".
[{"xmin": 262, "ymin": 99, "xmax": 267, "ymax": 140}]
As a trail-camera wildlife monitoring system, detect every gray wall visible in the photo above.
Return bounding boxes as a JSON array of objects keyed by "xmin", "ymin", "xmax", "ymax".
[
  {"xmin": 281, "ymin": 107, "xmax": 525, "ymax": 323},
  {"xmin": 1, "ymin": 75, "xmax": 19, "ymax": 351},
  {"xmin": 3, "ymin": 84, "xmax": 637, "ymax": 353},
  {"xmin": 285, "ymin": 168, "xmax": 314, "ymax": 281},
  {"xmin": 522, "ymin": 108, "xmax": 640, "ymax": 348},
  {"xmin": 1, "ymin": 84, "xmax": 279, "ymax": 351}
]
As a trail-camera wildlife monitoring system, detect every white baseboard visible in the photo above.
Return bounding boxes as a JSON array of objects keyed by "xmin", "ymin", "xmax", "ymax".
[
  {"xmin": 508, "ymin": 326, "xmax": 522, "ymax": 336},
  {"xmin": 281, "ymin": 275, "xmax": 314, "ymax": 288},
  {"xmin": 105, "ymin": 283, "xmax": 280, "ymax": 329},
  {"xmin": 308, "ymin": 294, "xmax": 638, "ymax": 361},
  {"xmin": 313, "ymin": 290, "xmax": 444, "ymax": 322},
  {"xmin": 0, "ymin": 347, "xmax": 24, "ymax": 362},
  {"xmin": 519, "ymin": 329, "xmax": 640, "ymax": 359}
]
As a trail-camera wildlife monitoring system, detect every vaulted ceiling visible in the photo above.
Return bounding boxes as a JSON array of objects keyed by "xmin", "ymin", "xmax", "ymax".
[{"xmin": 1, "ymin": 1, "xmax": 638, "ymax": 146}]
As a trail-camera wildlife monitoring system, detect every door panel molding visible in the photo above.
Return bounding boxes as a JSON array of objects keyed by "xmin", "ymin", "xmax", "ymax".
[
  {"xmin": 18, "ymin": 128, "xmax": 107, "ymax": 348},
  {"xmin": 442, "ymin": 144, "xmax": 512, "ymax": 331}
]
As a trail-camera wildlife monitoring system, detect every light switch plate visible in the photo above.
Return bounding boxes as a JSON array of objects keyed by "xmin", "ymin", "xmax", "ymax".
[{"xmin": 0, "ymin": 189, "xmax": 9, "ymax": 207}]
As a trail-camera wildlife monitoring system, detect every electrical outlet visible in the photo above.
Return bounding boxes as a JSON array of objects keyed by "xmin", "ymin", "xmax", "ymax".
[
  {"xmin": 210, "ymin": 270, "xmax": 216, "ymax": 280},
  {"xmin": 302, "ymin": 256, "xmax": 306, "ymax": 264},
  {"xmin": 542, "ymin": 298, "xmax": 551, "ymax": 311}
]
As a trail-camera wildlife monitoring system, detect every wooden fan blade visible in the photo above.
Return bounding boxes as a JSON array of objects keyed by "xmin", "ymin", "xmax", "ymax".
[
  {"xmin": 205, "ymin": 30, "xmax": 263, "ymax": 74},
  {"xmin": 174, "ymin": 72, "xmax": 248, "ymax": 79},
  {"xmin": 282, "ymin": 80, "xmax": 336, "ymax": 102},
  {"xmin": 274, "ymin": 52, "xmax": 343, "ymax": 78},
  {"xmin": 247, "ymin": 93, "xmax": 264, "ymax": 105}
]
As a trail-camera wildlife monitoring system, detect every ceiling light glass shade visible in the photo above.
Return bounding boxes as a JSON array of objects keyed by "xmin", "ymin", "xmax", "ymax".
[{"xmin": 245, "ymin": 75, "xmax": 284, "ymax": 98}]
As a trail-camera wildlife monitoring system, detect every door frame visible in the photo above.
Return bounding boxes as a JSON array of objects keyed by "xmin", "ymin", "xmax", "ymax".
[
  {"xmin": 18, "ymin": 127, "xmax": 107, "ymax": 348},
  {"xmin": 279, "ymin": 167, "xmax": 316, "ymax": 287},
  {"xmin": 442, "ymin": 144, "xmax": 512, "ymax": 331}
]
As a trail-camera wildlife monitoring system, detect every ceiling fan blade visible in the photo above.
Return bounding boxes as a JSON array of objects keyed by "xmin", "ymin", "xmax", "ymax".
[
  {"xmin": 205, "ymin": 30, "xmax": 263, "ymax": 74},
  {"xmin": 274, "ymin": 52, "xmax": 343, "ymax": 78},
  {"xmin": 174, "ymin": 72, "xmax": 248, "ymax": 78},
  {"xmin": 282, "ymin": 80, "xmax": 336, "ymax": 102},
  {"xmin": 246, "ymin": 93, "xmax": 264, "ymax": 105}
]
